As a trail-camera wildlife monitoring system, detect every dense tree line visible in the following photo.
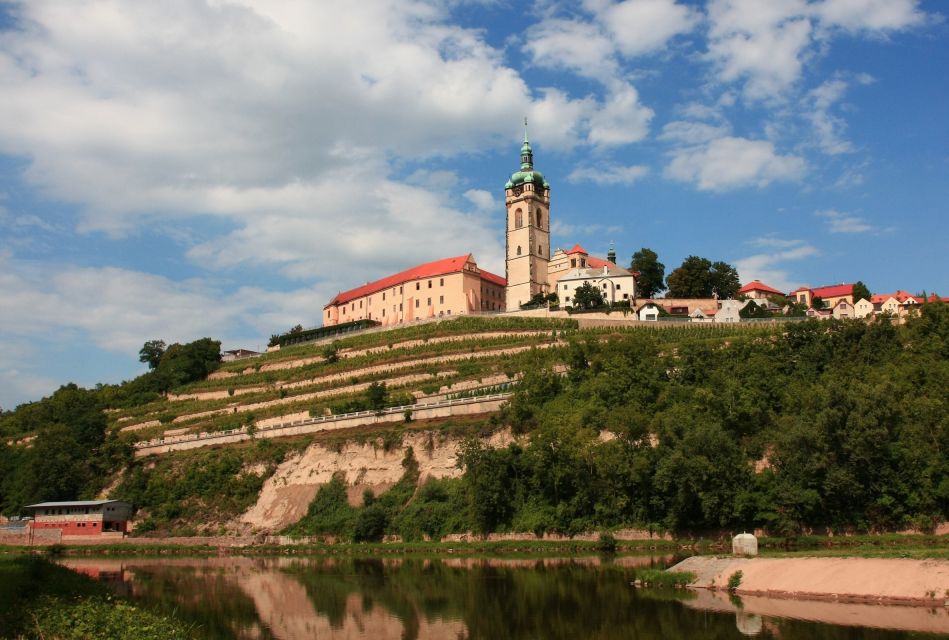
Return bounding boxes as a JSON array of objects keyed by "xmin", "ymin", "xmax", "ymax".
[
  {"xmin": 0, "ymin": 338, "xmax": 221, "ymax": 514},
  {"xmin": 455, "ymin": 306, "xmax": 948, "ymax": 535}
]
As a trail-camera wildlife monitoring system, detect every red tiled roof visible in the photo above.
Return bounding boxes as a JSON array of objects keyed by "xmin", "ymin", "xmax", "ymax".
[
  {"xmin": 739, "ymin": 280, "xmax": 782, "ymax": 295},
  {"xmin": 565, "ymin": 244, "xmax": 588, "ymax": 255},
  {"xmin": 810, "ymin": 283, "xmax": 854, "ymax": 299},
  {"xmin": 325, "ymin": 255, "xmax": 505, "ymax": 308}
]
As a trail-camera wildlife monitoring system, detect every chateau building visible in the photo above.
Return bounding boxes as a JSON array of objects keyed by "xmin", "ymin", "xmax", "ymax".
[
  {"xmin": 323, "ymin": 128, "xmax": 634, "ymax": 323},
  {"xmin": 323, "ymin": 254, "xmax": 505, "ymax": 326}
]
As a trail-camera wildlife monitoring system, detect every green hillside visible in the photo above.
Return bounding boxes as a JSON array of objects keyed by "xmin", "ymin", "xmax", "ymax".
[{"xmin": 2, "ymin": 308, "xmax": 946, "ymax": 539}]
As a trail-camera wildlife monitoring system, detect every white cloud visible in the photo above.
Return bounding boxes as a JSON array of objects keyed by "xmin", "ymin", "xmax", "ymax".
[
  {"xmin": 0, "ymin": 252, "xmax": 328, "ymax": 354},
  {"xmin": 816, "ymin": 0, "xmax": 927, "ymax": 33},
  {"xmin": 523, "ymin": 18, "xmax": 617, "ymax": 79},
  {"xmin": 665, "ymin": 136, "xmax": 805, "ymax": 191},
  {"xmin": 587, "ymin": 82, "xmax": 655, "ymax": 146},
  {"xmin": 734, "ymin": 238, "xmax": 818, "ymax": 291},
  {"xmin": 815, "ymin": 208, "xmax": 875, "ymax": 233},
  {"xmin": 589, "ymin": 0, "xmax": 700, "ymax": 57},
  {"xmin": 464, "ymin": 189, "xmax": 497, "ymax": 213},
  {"xmin": 705, "ymin": 0, "xmax": 930, "ymax": 100},
  {"xmin": 804, "ymin": 78, "xmax": 854, "ymax": 154},
  {"xmin": 568, "ymin": 163, "xmax": 648, "ymax": 185},
  {"xmin": 0, "ymin": 0, "xmax": 603, "ymax": 241},
  {"xmin": 525, "ymin": 0, "xmax": 698, "ymax": 78}
]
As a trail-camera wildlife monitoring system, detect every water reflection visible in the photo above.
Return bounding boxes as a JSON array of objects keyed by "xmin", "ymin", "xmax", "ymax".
[{"xmin": 60, "ymin": 556, "xmax": 949, "ymax": 640}]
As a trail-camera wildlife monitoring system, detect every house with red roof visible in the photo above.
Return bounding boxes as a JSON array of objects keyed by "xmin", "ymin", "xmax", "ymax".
[
  {"xmin": 739, "ymin": 280, "xmax": 783, "ymax": 300},
  {"xmin": 323, "ymin": 254, "xmax": 505, "ymax": 327},
  {"xmin": 789, "ymin": 283, "xmax": 855, "ymax": 308}
]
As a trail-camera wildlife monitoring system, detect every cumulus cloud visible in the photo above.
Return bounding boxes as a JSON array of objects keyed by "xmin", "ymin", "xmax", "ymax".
[
  {"xmin": 705, "ymin": 0, "xmax": 930, "ymax": 100},
  {"xmin": 524, "ymin": 18, "xmax": 618, "ymax": 79},
  {"xmin": 664, "ymin": 136, "xmax": 805, "ymax": 191},
  {"xmin": 568, "ymin": 163, "xmax": 648, "ymax": 185},
  {"xmin": 525, "ymin": 0, "xmax": 698, "ymax": 78},
  {"xmin": 815, "ymin": 208, "xmax": 876, "ymax": 233},
  {"xmin": 0, "ymin": 0, "xmax": 604, "ymax": 248},
  {"xmin": 734, "ymin": 238, "xmax": 818, "ymax": 291},
  {"xmin": 587, "ymin": 82, "xmax": 654, "ymax": 146},
  {"xmin": 587, "ymin": 0, "xmax": 700, "ymax": 57}
]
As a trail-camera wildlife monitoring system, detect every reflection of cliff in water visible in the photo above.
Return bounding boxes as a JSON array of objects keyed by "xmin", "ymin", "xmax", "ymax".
[{"xmin": 59, "ymin": 556, "xmax": 949, "ymax": 640}]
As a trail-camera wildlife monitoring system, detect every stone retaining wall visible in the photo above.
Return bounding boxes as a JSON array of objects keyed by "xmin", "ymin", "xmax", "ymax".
[{"xmin": 134, "ymin": 394, "xmax": 511, "ymax": 457}]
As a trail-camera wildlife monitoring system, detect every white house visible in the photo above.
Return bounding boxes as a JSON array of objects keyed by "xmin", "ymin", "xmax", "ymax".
[
  {"xmin": 637, "ymin": 302, "xmax": 661, "ymax": 321},
  {"xmin": 714, "ymin": 299, "xmax": 749, "ymax": 323},
  {"xmin": 558, "ymin": 264, "xmax": 637, "ymax": 308},
  {"xmin": 853, "ymin": 298, "xmax": 874, "ymax": 318}
]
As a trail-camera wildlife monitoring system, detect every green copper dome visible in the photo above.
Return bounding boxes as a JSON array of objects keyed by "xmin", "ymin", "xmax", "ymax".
[{"xmin": 505, "ymin": 122, "xmax": 550, "ymax": 191}]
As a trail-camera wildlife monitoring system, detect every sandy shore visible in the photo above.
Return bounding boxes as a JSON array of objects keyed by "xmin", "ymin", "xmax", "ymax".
[{"xmin": 671, "ymin": 555, "xmax": 949, "ymax": 606}]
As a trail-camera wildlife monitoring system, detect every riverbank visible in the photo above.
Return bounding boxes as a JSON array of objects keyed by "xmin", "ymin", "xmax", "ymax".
[
  {"xmin": 671, "ymin": 555, "xmax": 949, "ymax": 607},
  {"xmin": 2, "ymin": 532, "xmax": 948, "ymax": 558}
]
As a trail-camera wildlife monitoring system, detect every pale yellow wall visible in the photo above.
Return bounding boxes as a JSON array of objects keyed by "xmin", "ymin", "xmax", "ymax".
[
  {"xmin": 324, "ymin": 259, "xmax": 504, "ymax": 327},
  {"xmin": 546, "ymin": 249, "xmax": 589, "ymax": 289},
  {"xmin": 505, "ymin": 183, "xmax": 550, "ymax": 310}
]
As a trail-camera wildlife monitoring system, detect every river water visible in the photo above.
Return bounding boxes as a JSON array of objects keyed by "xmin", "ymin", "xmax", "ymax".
[{"xmin": 61, "ymin": 555, "xmax": 949, "ymax": 639}]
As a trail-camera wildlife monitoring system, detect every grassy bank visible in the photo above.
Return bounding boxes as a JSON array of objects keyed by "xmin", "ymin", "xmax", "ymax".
[
  {"xmin": 2, "ymin": 533, "xmax": 946, "ymax": 559},
  {"xmin": 0, "ymin": 554, "xmax": 196, "ymax": 639}
]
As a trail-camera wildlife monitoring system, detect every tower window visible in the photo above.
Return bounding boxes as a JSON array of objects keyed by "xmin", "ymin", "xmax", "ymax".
[
  {"xmin": 536, "ymin": 211, "xmax": 541, "ymax": 227},
  {"xmin": 517, "ymin": 246, "xmax": 522, "ymax": 256},
  {"xmin": 538, "ymin": 244, "xmax": 542, "ymax": 256},
  {"xmin": 515, "ymin": 208, "xmax": 523, "ymax": 228}
]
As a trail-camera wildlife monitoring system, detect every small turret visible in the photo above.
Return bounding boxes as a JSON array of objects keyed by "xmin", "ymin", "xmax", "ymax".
[{"xmin": 607, "ymin": 241, "xmax": 616, "ymax": 265}]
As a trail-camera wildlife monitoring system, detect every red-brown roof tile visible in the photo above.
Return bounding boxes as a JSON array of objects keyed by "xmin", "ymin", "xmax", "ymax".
[{"xmin": 739, "ymin": 280, "xmax": 783, "ymax": 295}]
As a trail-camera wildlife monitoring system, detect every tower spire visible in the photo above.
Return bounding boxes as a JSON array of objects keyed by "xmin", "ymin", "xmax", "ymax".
[{"xmin": 520, "ymin": 117, "xmax": 533, "ymax": 170}]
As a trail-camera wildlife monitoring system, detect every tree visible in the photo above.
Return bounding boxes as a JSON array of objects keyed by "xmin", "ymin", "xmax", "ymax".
[
  {"xmin": 138, "ymin": 340, "xmax": 166, "ymax": 369},
  {"xmin": 710, "ymin": 261, "xmax": 740, "ymax": 299},
  {"xmin": 852, "ymin": 281, "xmax": 871, "ymax": 302},
  {"xmin": 366, "ymin": 382, "xmax": 387, "ymax": 411},
  {"xmin": 666, "ymin": 256, "xmax": 713, "ymax": 298},
  {"xmin": 630, "ymin": 248, "xmax": 665, "ymax": 298},
  {"xmin": 151, "ymin": 338, "xmax": 221, "ymax": 391},
  {"xmin": 572, "ymin": 282, "xmax": 604, "ymax": 309},
  {"xmin": 740, "ymin": 301, "xmax": 772, "ymax": 319}
]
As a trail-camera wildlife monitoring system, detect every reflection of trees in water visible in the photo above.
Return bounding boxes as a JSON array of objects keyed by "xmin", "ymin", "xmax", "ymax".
[
  {"xmin": 129, "ymin": 566, "xmax": 276, "ymax": 640},
  {"xmin": 285, "ymin": 558, "xmax": 745, "ymax": 640}
]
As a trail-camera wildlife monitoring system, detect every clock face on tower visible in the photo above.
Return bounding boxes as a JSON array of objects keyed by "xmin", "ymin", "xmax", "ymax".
[{"xmin": 512, "ymin": 185, "xmax": 523, "ymax": 196}]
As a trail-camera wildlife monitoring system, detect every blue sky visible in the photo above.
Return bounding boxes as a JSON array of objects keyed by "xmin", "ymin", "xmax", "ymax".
[{"xmin": 1, "ymin": 0, "xmax": 946, "ymax": 408}]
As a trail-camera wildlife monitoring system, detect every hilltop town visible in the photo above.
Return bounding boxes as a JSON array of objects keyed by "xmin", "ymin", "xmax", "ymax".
[{"xmin": 314, "ymin": 131, "xmax": 944, "ymax": 339}]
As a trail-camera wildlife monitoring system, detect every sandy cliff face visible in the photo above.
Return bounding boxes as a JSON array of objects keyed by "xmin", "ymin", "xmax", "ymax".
[{"xmin": 238, "ymin": 429, "xmax": 514, "ymax": 532}]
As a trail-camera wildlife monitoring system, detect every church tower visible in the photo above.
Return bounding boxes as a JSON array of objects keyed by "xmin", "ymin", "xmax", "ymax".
[{"xmin": 504, "ymin": 123, "xmax": 551, "ymax": 311}]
